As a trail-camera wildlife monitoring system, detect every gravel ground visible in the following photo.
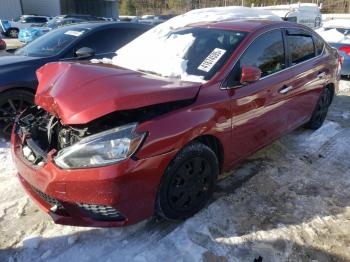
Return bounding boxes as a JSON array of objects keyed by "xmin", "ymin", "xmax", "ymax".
[{"xmin": 0, "ymin": 81, "xmax": 350, "ymax": 262}]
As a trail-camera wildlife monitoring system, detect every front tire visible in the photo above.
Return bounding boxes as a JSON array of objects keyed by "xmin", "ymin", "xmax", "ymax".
[
  {"xmin": 306, "ymin": 88, "xmax": 332, "ymax": 130},
  {"xmin": 156, "ymin": 142, "xmax": 219, "ymax": 220}
]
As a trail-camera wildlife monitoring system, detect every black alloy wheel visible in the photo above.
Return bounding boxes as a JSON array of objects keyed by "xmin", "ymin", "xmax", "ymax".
[
  {"xmin": 306, "ymin": 88, "xmax": 331, "ymax": 130},
  {"xmin": 0, "ymin": 90, "xmax": 34, "ymax": 139},
  {"xmin": 156, "ymin": 142, "xmax": 218, "ymax": 220}
]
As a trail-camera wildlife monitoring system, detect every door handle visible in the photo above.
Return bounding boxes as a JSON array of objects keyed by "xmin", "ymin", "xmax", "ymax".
[
  {"xmin": 317, "ymin": 72, "xmax": 326, "ymax": 79},
  {"xmin": 279, "ymin": 85, "xmax": 294, "ymax": 94}
]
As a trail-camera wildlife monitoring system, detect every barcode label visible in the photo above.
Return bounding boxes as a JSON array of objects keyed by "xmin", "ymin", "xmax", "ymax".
[{"xmin": 197, "ymin": 48, "xmax": 226, "ymax": 72}]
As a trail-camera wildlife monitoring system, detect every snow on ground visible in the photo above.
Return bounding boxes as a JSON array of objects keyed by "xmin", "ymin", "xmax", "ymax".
[{"xmin": 1, "ymin": 82, "xmax": 350, "ymax": 262}]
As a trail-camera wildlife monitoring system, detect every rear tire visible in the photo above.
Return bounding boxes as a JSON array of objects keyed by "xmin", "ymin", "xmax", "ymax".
[
  {"xmin": 156, "ymin": 142, "xmax": 219, "ymax": 220},
  {"xmin": 306, "ymin": 88, "xmax": 332, "ymax": 130},
  {"xmin": 0, "ymin": 90, "xmax": 34, "ymax": 139}
]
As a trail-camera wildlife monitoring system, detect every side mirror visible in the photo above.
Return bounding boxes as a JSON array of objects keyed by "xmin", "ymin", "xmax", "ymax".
[
  {"xmin": 75, "ymin": 47, "xmax": 95, "ymax": 60},
  {"xmin": 240, "ymin": 65, "xmax": 262, "ymax": 84}
]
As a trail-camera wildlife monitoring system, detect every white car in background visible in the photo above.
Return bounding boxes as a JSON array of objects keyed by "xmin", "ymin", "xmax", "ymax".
[
  {"xmin": 257, "ymin": 3, "xmax": 322, "ymax": 29},
  {"xmin": 1, "ymin": 15, "xmax": 51, "ymax": 38}
]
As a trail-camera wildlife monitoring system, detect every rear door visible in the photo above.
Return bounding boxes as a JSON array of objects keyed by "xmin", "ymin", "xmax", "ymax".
[
  {"xmin": 225, "ymin": 29, "xmax": 296, "ymax": 164},
  {"xmin": 283, "ymin": 28, "xmax": 328, "ymax": 124}
]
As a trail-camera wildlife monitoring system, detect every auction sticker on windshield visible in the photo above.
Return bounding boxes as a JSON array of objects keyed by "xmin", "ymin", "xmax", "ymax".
[
  {"xmin": 64, "ymin": 30, "xmax": 85, "ymax": 37},
  {"xmin": 198, "ymin": 48, "xmax": 226, "ymax": 72}
]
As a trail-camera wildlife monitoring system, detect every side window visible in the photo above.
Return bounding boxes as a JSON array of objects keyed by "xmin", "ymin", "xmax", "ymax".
[
  {"xmin": 284, "ymin": 17, "xmax": 297, "ymax": 23},
  {"xmin": 127, "ymin": 28, "xmax": 146, "ymax": 40},
  {"xmin": 226, "ymin": 30, "xmax": 285, "ymax": 86},
  {"xmin": 287, "ymin": 31, "xmax": 315, "ymax": 65},
  {"xmin": 23, "ymin": 17, "xmax": 34, "ymax": 23},
  {"xmin": 313, "ymin": 35, "xmax": 325, "ymax": 56},
  {"xmin": 24, "ymin": 17, "xmax": 47, "ymax": 23},
  {"xmin": 62, "ymin": 20, "xmax": 75, "ymax": 25},
  {"xmin": 74, "ymin": 28, "xmax": 144, "ymax": 55}
]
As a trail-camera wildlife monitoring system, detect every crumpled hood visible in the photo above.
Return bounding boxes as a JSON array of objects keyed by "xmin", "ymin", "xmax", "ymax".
[{"xmin": 35, "ymin": 62, "xmax": 202, "ymax": 125}]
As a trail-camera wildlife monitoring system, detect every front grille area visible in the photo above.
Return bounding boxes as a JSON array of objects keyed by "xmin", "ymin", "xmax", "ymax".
[
  {"xmin": 77, "ymin": 204, "xmax": 125, "ymax": 222},
  {"xmin": 31, "ymin": 186, "xmax": 65, "ymax": 212}
]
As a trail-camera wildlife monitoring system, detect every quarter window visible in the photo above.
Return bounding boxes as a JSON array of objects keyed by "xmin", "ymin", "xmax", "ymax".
[
  {"xmin": 313, "ymin": 35, "xmax": 325, "ymax": 56},
  {"xmin": 287, "ymin": 32, "xmax": 315, "ymax": 65}
]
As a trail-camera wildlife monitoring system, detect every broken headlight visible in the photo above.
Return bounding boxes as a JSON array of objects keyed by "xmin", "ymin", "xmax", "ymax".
[{"xmin": 54, "ymin": 123, "xmax": 146, "ymax": 169}]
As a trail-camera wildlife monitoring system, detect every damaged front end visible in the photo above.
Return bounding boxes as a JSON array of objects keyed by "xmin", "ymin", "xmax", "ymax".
[
  {"xmin": 16, "ymin": 107, "xmax": 90, "ymax": 167},
  {"xmin": 16, "ymin": 107, "xmax": 145, "ymax": 170},
  {"xmin": 15, "ymin": 99, "xmax": 193, "ymax": 169}
]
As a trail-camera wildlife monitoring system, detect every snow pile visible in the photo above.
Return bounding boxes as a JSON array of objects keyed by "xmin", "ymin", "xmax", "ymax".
[
  {"xmin": 340, "ymin": 79, "xmax": 350, "ymax": 93},
  {"xmin": 316, "ymin": 19, "xmax": 350, "ymax": 43},
  {"xmin": 323, "ymin": 19, "xmax": 350, "ymax": 29},
  {"xmin": 112, "ymin": 6, "xmax": 281, "ymax": 82},
  {"xmin": 316, "ymin": 28, "xmax": 347, "ymax": 43}
]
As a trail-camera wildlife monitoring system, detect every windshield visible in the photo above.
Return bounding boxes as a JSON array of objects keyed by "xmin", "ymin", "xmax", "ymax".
[
  {"xmin": 113, "ymin": 27, "xmax": 247, "ymax": 82},
  {"xmin": 15, "ymin": 27, "xmax": 88, "ymax": 57},
  {"xmin": 45, "ymin": 18, "xmax": 61, "ymax": 29}
]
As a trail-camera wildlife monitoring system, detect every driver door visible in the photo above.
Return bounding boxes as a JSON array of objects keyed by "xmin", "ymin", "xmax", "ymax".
[{"xmin": 225, "ymin": 29, "xmax": 295, "ymax": 165}]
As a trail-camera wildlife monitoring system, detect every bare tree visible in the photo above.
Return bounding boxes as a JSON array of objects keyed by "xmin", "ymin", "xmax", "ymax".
[{"xmin": 120, "ymin": 0, "xmax": 350, "ymax": 15}]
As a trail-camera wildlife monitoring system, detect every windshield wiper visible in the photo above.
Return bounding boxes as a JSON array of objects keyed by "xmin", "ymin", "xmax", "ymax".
[{"xmin": 138, "ymin": 69, "xmax": 162, "ymax": 77}]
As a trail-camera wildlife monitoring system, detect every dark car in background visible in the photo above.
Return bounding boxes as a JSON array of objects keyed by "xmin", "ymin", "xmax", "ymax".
[{"xmin": 0, "ymin": 22, "xmax": 150, "ymax": 138}]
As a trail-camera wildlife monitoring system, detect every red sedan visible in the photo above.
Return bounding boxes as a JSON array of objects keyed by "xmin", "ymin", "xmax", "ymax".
[{"xmin": 11, "ymin": 19, "xmax": 340, "ymax": 227}]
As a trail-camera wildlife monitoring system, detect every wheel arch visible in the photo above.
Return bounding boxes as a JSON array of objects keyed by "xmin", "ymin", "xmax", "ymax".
[
  {"xmin": 0, "ymin": 86, "xmax": 36, "ymax": 96},
  {"xmin": 192, "ymin": 134, "xmax": 224, "ymax": 174},
  {"xmin": 325, "ymin": 82, "xmax": 335, "ymax": 104}
]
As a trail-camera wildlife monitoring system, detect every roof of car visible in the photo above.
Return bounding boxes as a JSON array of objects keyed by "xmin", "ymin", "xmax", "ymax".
[{"xmin": 190, "ymin": 19, "xmax": 292, "ymax": 32}]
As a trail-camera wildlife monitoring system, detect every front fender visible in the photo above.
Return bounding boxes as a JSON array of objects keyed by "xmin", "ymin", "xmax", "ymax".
[{"xmin": 136, "ymin": 84, "xmax": 231, "ymax": 161}]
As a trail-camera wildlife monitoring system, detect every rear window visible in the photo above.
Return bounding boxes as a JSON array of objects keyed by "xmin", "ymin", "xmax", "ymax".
[{"xmin": 287, "ymin": 31, "xmax": 315, "ymax": 65}]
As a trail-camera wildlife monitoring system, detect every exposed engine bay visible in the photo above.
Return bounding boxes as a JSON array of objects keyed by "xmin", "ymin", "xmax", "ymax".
[{"xmin": 16, "ymin": 99, "xmax": 193, "ymax": 166}]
